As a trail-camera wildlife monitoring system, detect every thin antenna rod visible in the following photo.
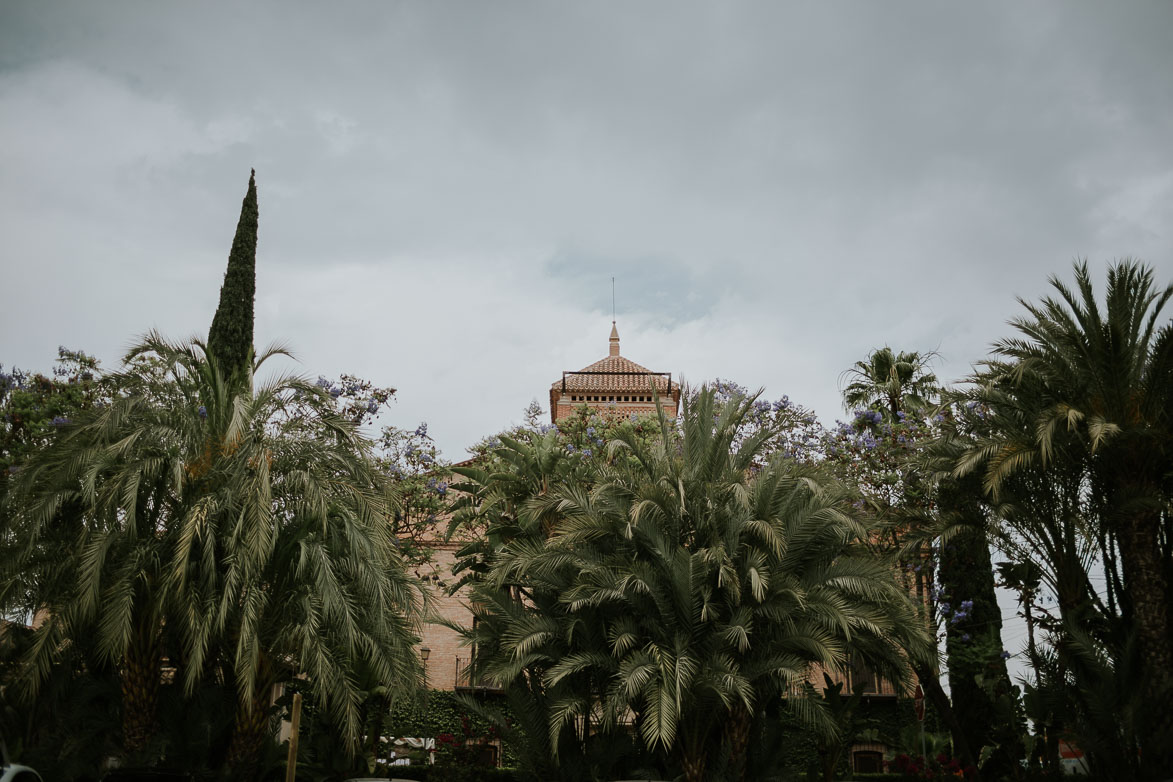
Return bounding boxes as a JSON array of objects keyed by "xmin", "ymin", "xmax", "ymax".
[{"xmin": 611, "ymin": 276, "xmax": 616, "ymax": 321}]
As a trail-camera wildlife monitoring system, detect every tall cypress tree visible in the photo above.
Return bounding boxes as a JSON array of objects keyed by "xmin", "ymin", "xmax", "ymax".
[
  {"xmin": 937, "ymin": 476, "xmax": 1024, "ymax": 776},
  {"xmin": 207, "ymin": 169, "xmax": 258, "ymax": 382}
]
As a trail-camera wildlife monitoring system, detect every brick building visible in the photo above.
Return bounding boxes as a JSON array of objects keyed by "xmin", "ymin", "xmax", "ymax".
[{"xmin": 549, "ymin": 322, "xmax": 680, "ymax": 423}]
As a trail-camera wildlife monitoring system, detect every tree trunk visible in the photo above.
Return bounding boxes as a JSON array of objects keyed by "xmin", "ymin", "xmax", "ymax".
[
  {"xmin": 226, "ymin": 688, "xmax": 272, "ymax": 777},
  {"xmin": 679, "ymin": 748, "xmax": 706, "ymax": 782},
  {"xmin": 1116, "ymin": 507, "xmax": 1173, "ymax": 774},
  {"xmin": 723, "ymin": 705, "xmax": 753, "ymax": 782},
  {"xmin": 227, "ymin": 655, "xmax": 277, "ymax": 777},
  {"xmin": 121, "ymin": 625, "xmax": 161, "ymax": 755}
]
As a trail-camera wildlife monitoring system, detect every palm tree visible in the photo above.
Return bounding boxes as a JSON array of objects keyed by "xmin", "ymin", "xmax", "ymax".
[
  {"xmin": 953, "ymin": 260, "xmax": 1173, "ymax": 773},
  {"xmin": 465, "ymin": 389, "xmax": 928, "ymax": 782},
  {"xmin": 841, "ymin": 347, "xmax": 939, "ymax": 420},
  {"xmin": 449, "ymin": 429, "xmax": 613, "ymax": 781},
  {"xmin": 2, "ymin": 334, "xmax": 425, "ymax": 767}
]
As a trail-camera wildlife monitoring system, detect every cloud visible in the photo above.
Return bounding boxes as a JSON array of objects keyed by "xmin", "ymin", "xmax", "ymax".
[{"xmin": 1, "ymin": 1, "xmax": 1170, "ymax": 462}]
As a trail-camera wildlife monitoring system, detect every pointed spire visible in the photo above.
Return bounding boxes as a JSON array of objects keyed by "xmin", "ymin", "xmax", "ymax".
[
  {"xmin": 609, "ymin": 321, "xmax": 620, "ymax": 357},
  {"xmin": 208, "ymin": 169, "xmax": 258, "ymax": 384}
]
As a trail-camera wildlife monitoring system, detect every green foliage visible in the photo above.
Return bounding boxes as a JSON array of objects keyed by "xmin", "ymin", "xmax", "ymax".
[
  {"xmin": 452, "ymin": 386, "xmax": 929, "ymax": 782},
  {"xmin": 937, "ymin": 503, "xmax": 1024, "ymax": 775},
  {"xmin": 947, "ymin": 259, "xmax": 1173, "ymax": 778},
  {"xmin": 0, "ymin": 347, "xmax": 106, "ymax": 473},
  {"xmin": 207, "ymin": 169, "xmax": 259, "ymax": 383},
  {"xmin": 0, "ymin": 335, "xmax": 426, "ymax": 775},
  {"xmin": 841, "ymin": 347, "xmax": 940, "ymax": 421},
  {"xmin": 0, "ymin": 348, "xmax": 109, "ymax": 620}
]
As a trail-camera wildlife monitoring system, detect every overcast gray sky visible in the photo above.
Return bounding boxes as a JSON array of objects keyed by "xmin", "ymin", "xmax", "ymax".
[
  {"xmin": 2, "ymin": 2, "xmax": 1171, "ymax": 454},
  {"xmin": 2, "ymin": 0, "xmax": 1170, "ymax": 687}
]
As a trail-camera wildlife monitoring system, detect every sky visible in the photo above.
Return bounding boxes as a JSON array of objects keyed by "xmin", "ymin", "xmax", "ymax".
[{"xmin": 1, "ymin": 2, "xmax": 1170, "ymax": 675}]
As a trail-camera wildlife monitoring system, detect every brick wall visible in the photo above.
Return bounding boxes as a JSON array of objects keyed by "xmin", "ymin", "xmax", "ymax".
[
  {"xmin": 415, "ymin": 541, "xmax": 475, "ymax": 691},
  {"xmin": 552, "ymin": 394, "xmax": 680, "ymax": 424}
]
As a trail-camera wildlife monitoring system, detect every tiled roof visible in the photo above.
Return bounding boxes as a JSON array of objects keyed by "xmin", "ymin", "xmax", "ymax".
[{"xmin": 552, "ymin": 354, "xmax": 671, "ymax": 393}]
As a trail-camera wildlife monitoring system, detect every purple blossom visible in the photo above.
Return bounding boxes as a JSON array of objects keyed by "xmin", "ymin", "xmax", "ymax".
[
  {"xmin": 415, "ymin": 423, "xmax": 428, "ymax": 437},
  {"xmin": 51, "ymin": 416, "xmax": 70, "ymax": 426},
  {"xmin": 1000, "ymin": 651, "xmax": 1011, "ymax": 660},
  {"xmin": 582, "ymin": 449, "xmax": 592, "ymax": 457},
  {"xmin": 315, "ymin": 376, "xmax": 331, "ymax": 389},
  {"xmin": 198, "ymin": 405, "xmax": 207, "ymax": 419},
  {"xmin": 961, "ymin": 633, "xmax": 971, "ymax": 642}
]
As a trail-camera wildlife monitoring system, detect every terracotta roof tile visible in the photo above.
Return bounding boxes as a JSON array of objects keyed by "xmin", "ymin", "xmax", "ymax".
[{"xmin": 552, "ymin": 354, "xmax": 672, "ymax": 393}]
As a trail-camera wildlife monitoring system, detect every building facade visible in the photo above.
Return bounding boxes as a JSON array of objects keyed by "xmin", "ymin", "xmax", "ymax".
[{"xmin": 549, "ymin": 322, "xmax": 680, "ymax": 423}]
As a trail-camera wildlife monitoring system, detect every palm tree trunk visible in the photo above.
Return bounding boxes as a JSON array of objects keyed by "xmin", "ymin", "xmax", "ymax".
[
  {"xmin": 723, "ymin": 705, "xmax": 752, "ymax": 782},
  {"xmin": 226, "ymin": 687, "xmax": 272, "ymax": 775},
  {"xmin": 1116, "ymin": 507, "xmax": 1173, "ymax": 771},
  {"xmin": 678, "ymin": 718, "xmax": 711, "ymax": 782},
  {"xmin": 121, "ymin": 624, "xmax": 162, "ymax": 755},
  {"xmin": 679, "ymin": 747, "xmax": 706, "ymax": 782},
  {"xmin": 227, "ymin": 656, "xmax": 277, "ymax": 776}
]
